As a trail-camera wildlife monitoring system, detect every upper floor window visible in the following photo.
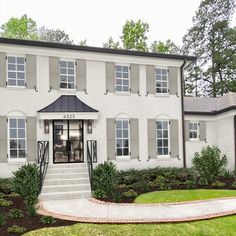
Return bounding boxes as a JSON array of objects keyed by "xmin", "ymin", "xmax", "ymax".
[
  {"xmin": 156, "ymin": 120, "xmax": 169, "ymax": 156},
  {"xmin": 189, "ymin": 122, "xmax": 199, "ymax": 140},
  {"xmin": 9, "ymin": 118, "xmax": 26, "ymax": 159},
  {"xmin": 156, "ymin": 68, "xmax": 168, "ymax": 94},
  {"xmin": 7, "ymin": 56, "xmax": 25, "ymax": 87},
  {"xmin": 115, "ymin": 65, "xmax": 129, "ymax": 92},
  {"xmin": 59, "ymin": 60, "xmax": 75, "ymax": 89},
  {"xmin": 116, "ymin": 119, "xmax": 129, "ymax": 156}
]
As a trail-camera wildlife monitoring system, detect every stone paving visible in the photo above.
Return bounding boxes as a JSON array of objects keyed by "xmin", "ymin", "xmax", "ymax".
[{"xmin": 37, "ymin": 197, "xmax": 236, "ymax": 223}]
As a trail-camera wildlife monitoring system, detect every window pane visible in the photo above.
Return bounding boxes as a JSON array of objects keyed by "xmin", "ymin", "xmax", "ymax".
[
  {"xmin": 123, "ymin": 121, "xmax": 128, "ymax": 128},
  {"xmin": 123, "ymin": 130, "xmax": 128, "ymax": 138},
  {"xmin": 163, "ymin": 139, "xmax": 168, "ymax": 147},
  {"xmin": 8, "ymin": 79, "xmax": 16, "ymax": 86},
  {"xmin": 163, "ymin": 121, "xmax": 168, "ymax": 129},
  {"xmin": 17, "ymin": 57, "xmax": 24, "ymax": 64},
  {"xmin": 68, "ymin": 76, "xmax": 74, "ymax": 83},
  {"xmin": 163, "ymin": 130, "xmax": 168, "ymax": 138},
  {"xmin": 10, "ymin": 140, "xmax": 17, "ymax": 149},
  {"xmin": 18, "ymin": 119, "xmax": 25, "ymax": 128},
  {"xmin": 17, "ymin": 65, "xmax": 24, "ymax": 71},
  {"xmin": 116, "ymin": 86, "xmax": 122, "ymax": 91},
  {"xmin": 157, "ymin": 130, "xmax": 162, "ymax": 138},
  {"xmin": 18, "ymin": 140, "xmax": 25, "ymax": 149},
  {"xmin": 10, "ymin": 119, "xmax": 17, "ymax": 128},
  {"xmin": 116, "ymin": 139, "xmax": 122, "ymax": 148},
  {"xmin": 19, "ymin": 150, "xmax": 26, "ymax": 158},
  {"xmin": 116, "ymin": 65, "xmax": 121, "ymax": 71},
  {"xmin": 163, "ymin": 148, "xmax": 169, "ymax": 155},
  {"xmin": 123, "ymin": 80, "xmax": 129, "ymax": 86},
  {"xmin": 10, "ymin": 150, "xmax": 17, "ymax": 158},
  {"xmin": 116, "ymin": 72, "xmax": 122, "ymax": 78},
  {"xmin": 68, "ymin": 69, "xmax": 74, "ymax": 75},
  {"xmin": 8, "ymin": 64, "xmax": 16, "ymax": 70},
  {"xmin": 68, "ymin": 83, "xmax": 74, "ymax": 89},
  {"xmin": 8, "ymin": 57, "xmax": 16, "ymax": 63},
  {"xmin": 18, "ymin": 129, "xmax": 25, "ymax": 138},
  {"xmin": 10, "ymin": 129, "xmax": 17, "ymax": 138},
  {"xmin": 17, "ymin": 80, "xmax": 25, "ymax": 86},
  {"xmin": 123, "ymin": 139, "xmax": 129, "ymax": 148},
  {"xmin": 123, "ymin": 86, "xmax": 129, "ymax": 92},
  {"xmin": 117, "ymin": 148, "xmax": 122, "ymax": 156},
  {"xmin": 123, "ymin": 148, "xmax": 129, "ymax": 155},
  {"xmin": 17, "ymin": 72, "xmax": 25, "ymax": 79},
  {"xmin": 116, "ymin": 121, "xmax": 122, "ymax": 128},
  {"xmin": 157, "ymin": 121, "xmax": 162, "ymax": 129},
  {"xmin": 123, "ymin": 72, "xmax": 129, "ymax": 78},
  {"xmin": 60, "ymin": 61, "xmax": 66, "ymax": 67},
  {"xmin": 157, "ymin": 139, "xmax": 162, "ymax": 147},
  {"xmin": 123, "ymin": 66, "xmax": 128, "ymax": 72},
  {"xmin": 157, "ymin": 148, "xmax": 162, "ymax": 155},
  {"xmin": 60, "ymin": 68, "xmax": 67, "ymax": 74},
  {"xmin": 8, "ymin": 72, "xmax": 16, "ymax": 78},
  {"xmin": 67, "ymin": 62, "xmax": 74, "ymax": 68},
  {"xmin": 116, "ymin": 130, "xmax": 122, "ymax": 138}
]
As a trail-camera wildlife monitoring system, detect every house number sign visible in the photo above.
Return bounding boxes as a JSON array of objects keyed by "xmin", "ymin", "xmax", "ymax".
[{"xmin": 63, "ymin": 114, "xmax": 76, "ymax": 119}]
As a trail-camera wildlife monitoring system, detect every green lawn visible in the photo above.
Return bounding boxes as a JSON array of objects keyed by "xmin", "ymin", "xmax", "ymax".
[
  {"xmin": 24, "ymin": 189, "xmax": 236, "ymax": 236},
  {"xmin": 134, "ymin": 189, "xmax": 236, "ymax": 204}
]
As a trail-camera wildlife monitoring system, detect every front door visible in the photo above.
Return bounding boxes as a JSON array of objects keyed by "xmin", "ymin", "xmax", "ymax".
[{"xmin": 53, "ymin": 120, "xmax": 84, "ymax": 163}]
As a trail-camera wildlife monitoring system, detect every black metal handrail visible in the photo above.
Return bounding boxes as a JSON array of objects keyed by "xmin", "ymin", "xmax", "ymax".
[
  {"xmin": 37, "ymin": 141, "xmax": 49, "ymax": 192},
  {"xmin": 87, "ymin": 140, "xmax": 97, "ymax": 190}
]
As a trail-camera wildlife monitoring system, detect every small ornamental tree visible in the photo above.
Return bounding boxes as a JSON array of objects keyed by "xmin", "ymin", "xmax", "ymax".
[{"xmin": 192, "ymin": 146, "xmax": 227, "ymax": 184}]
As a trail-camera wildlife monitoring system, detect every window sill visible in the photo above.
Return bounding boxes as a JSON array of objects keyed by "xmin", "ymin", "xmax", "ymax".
[
  {"xmin": 189, "ymin": 139, "xmax": 200, "ymax": 143},
  {"xmin": 116, "ymin": 156, "xmax": 131, "ymax": 161},
  {"xmin": 156, "ymin": 155, "xmax": 171, "ymax": 161},
  {"xmin": 59, "ymin": 88, "xmax": 76, "ymax": 92},
  {"xmin": 8, "ymin": 158, "xmax": 27, "ymax": 164},
  {"xmin": 6, "ymin": 86, "xmax": 26, "ymax": 89},
  {"xmin": 115, "ymin": 92, "xmax": 131, "ymax": 96},
  {"xmin": 154, "ymin": 93, "xmax": 170, "ymax": 97}
]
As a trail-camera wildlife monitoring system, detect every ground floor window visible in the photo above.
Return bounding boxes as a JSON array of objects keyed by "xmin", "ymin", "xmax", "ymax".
[
  {"xmin": 9, "ymin": 118, "xmax": 26, "ymax": 159},
  {"xmin": 156, "ymin": 120, "xmax": 169, "ymax": 156},
  {"xmin": 116, "ymin": 119, "xmax": 129, "ymax": 156},
  {"xmin": 189, "ymin": 122, "xmax": 199, "ymax": 140}
]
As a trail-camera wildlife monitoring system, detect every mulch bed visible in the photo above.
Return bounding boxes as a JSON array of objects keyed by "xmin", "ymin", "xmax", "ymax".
[{"xmin": 0, "ymin": 195, "xmax": 77, "ymax": 236}]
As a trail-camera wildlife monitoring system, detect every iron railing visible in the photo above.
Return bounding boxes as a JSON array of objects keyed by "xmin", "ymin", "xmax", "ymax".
[
  {"xmin": 87, "ymin": 140, "xmax": 97, "ymax": 190},
  {"xmin": 37, "ymin": 141, "xmax": 49, "ymax": 191}
]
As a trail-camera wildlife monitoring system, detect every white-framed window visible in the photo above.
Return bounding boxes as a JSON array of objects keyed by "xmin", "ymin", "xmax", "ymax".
[
  {"xmin": 189, "ymin": 122, "xmax": 199, "ymax": 140},
  {"xmin": 8, "ymin": 118, "xmax": 26, "ymax": 159},
  {"xmin": 116, "ymin": 119, "xmax": 130, "ymax": 156},
  {"xmin": 7, "ymin": 55, "xmax": 26, "ymax": 87},
  {"xmin": 155, "ymin": 68, "xmax": 168, "ymax": 94},
  {"xmin": 156, "ymin": 120, "xmax": 169, "ymax": 156},
  {"xmin": 115, "ymin": 64, "xmax": 130, "ymax": 92},
  {"xmin": 59, "ymin": 60, "xmax": 76, "ymax": 89}
]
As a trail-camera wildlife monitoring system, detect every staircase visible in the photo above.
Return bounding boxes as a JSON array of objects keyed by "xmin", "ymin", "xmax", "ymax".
[{"xmin": 39, "ymin": 163, "xmax": 91, "ymax": 201}]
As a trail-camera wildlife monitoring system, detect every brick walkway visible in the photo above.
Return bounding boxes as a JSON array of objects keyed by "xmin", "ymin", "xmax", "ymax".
[{"xmin": 37, "ymin": 197, "xmax": 236, "ymax": 223}]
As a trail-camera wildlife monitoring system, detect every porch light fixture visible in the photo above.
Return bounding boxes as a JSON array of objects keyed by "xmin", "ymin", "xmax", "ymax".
[
  {"xmin": 44, "ymin": 120, "xmax": 49, "ymax": 134},
  {"xmin": 87, "ymin": 121, "xmax": 92, "ymax": 134}
]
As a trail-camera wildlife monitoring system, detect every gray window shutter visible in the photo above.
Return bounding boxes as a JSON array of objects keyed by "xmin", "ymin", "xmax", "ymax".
[
  {"xmin": 130, "ymin": 64, "xmax": 139, "ymax": 94},
  {"xmin": 0, "ymin": 116, "xmax": 7, "ymax": 163},
  {"xmin": 170, "ymin": 119, "xmax": 179, "ymax": 158},
  {"xmin": 146, "ymin": 65, "xmax": 155, "ymax": 94},
  {"xmin": 0, "ymin": 52, "xmax": 6, "ymax": 87},
  {"xmin": 168, "ymin": 67, "xmax": 178, "ymax": 95},
  {"xmin": 76, "ymin": 59, "xmax": 86, "ymax": 91},
  {"xmin": 27, "ymin": 117, "xmax": 37, "ymax": 162},
  {"xmin": 106, "ymin": 62, "xmax": 115, "ymax": 93},
  {"xmin": 26, "ymin": 55, "xmax": 37, "ymax": 89},
  {"xmin": 185, "ymin": 120, "xmax": 190, "ymax": 142},
  {"xmin": 199, "ymin": 121, "xmax": 206, "ymax": 142},
  {"xmin": 106, "ymin": 118, "xmax": 115, "ymax": 160},
  {"xmin": 49, "ymin": 57, "xmax": 59, "ymax": 90},
  {"xmin": 148, "ymin": 119, "xmax": 156, "ymax": 159},
  {"xmin": 130, "ymin": 119, "xmax": 139, "ymax": 159}
]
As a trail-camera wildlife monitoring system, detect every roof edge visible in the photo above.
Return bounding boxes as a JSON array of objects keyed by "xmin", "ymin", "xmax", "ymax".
[{"xmin": 0, "ymin": 37, "xmax": 196, "ymax": 61}]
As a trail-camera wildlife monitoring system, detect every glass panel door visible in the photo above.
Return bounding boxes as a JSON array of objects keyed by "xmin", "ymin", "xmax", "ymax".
[{"xmin": 53, "ymin": 120, "xmax": 84, "ymax": 163}]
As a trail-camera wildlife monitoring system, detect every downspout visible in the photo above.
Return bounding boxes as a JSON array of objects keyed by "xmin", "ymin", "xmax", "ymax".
[
  {"xmin": 234, "ymin": 115, "xmax": 236, "ymax": 171},
  {"xmin": 180, "ymin": 59, "xmax": 187, "ymax": 168}
]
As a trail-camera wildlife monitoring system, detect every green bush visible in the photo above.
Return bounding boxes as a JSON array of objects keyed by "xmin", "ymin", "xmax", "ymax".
[
  {"xmin": 122, "ymin": 189, "xmax": 138, "ymax": 198},
  {"xmin": 26, "ymin": 204, "xmax": 37, "ymax": 217},
  {"xmin": 232, "ymin": 181, "xmax": 236, "ymax": 189},
  {"xmin": 7, "ymin": 225, "xmax": 26, "ymax": 234},
  {"xmin": 149, "ymin": 176, "xmax": 171, "ymax": 190},
  {"xmin": 0, "ymin": 212, "xmax": 6, "ymax": 226},
  {"xmin": 93, "ymin": 189, "xmax": 107, "ymax": 199},
  {"xmin": 192, "ymin": 146, "xmax": 227, "ymax": 183},
  {"xmin": 0, "ymin": 178, "xmax": 13, "ymax": 194},
  {"xmin": 211, "ymin": 180, "xmax": 226, "ymax": 188},
  {"xmin": 0, "ymin": 198, "xmax": 13, "ymax": 207},
  {"xmin": 12, "ymin": 164, "xmax": 40, "ymax": 203},
  {"xmin": 93, "ymin": 161, "xmax": 118, "ymax": 198},
  {"xmin": 8, "ymin": 208, "xmax": 24, "ymax": 219},
  {"xmin": 113, "ymin": 192, "xmax": 122, "ymax": 203},
  {"xmin": 40, "ymin": 215, "xmax": 56, "ymax": 224}
]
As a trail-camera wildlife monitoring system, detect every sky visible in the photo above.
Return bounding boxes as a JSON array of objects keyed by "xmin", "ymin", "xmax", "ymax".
[{"xmin": 0, "ymin": 0, "xmax": 236, "ymax": 47}]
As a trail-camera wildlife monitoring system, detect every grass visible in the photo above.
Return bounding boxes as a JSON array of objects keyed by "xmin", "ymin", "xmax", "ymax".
[
  {"xmin": 24, "ymin": 189, "xmax": 236, "ymax": 236},
  {"xmin": 134, "ymin": 189, "xmax": 236, "ymax": 204}
]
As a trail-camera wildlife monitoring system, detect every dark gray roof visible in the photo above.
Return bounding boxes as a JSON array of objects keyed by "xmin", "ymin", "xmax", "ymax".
[
  {"xmin": 0, "ymin": 37, "xmax": 196, "ymax": 61},
  {"xmin": 184, "ymin": 92, "xmax": 236, "ymax": 115},
  {"xmin": 38, "ymin": 95, "xmax": 98, "ymax": 113}
]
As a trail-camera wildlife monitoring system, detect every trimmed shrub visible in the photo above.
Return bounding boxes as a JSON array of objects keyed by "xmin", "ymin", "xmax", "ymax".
[
  {"xmin": 231, "ymin": 181, "xmax": 236, "ymax": 189},
  {"xmin": 8, "ymin": 208, "xmax": 24, "ymax": 219},
  {"xmin": 12, "ymin": 164, "xmax": 40, "ymax": 204},
  {"xmin": 122, "ymin": 189, "xmax": 138, "ymax": 198},
  {"xmin": 211, "ymin": 180, "xmax": 226, "ymax": 188},
  {"xmin": 7, "ymin": 225, "xmax": 26, "ymax": 234},
  {"xmin": 0, "ymin": 212, "xmax": 6, "ymax": 226},
  {"xmin": 40, "ymin": 215, "xmax": 56, "ymax": 224},
  {"xmin": 0, "ymin": 198, "xmax": 13, "ymax": 207},
  {"xmin": 192, "ymin": 146, "xmax": 227, "ymax": 183},
  {"xmin": 0, "ymin": 178, "xmax": 13, "ymax": 194},
  {"xmin": 93, "ymin": 161, "xmax": 118, "ymax": 198},
  {"xmin": 149, "ymin": 176, "xmax": 171, "ymax": 190}
]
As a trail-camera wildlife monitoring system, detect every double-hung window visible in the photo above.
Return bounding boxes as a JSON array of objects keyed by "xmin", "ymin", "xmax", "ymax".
[
  {"xmin": 155, "ymin": 68, "xmax": 168, "ymax": 94},
  {"xmin": 115, "ymin": 65, "xmax": 130, "ymax": 92},
  {"xmin": 116, "ymin": 119, "xmax": 129, "ymax": 156},
  {"xmin": 7, "ymin": 56, "xmax": 25, "ymax": 87},
  {"xmin": 59, "ymin": 60, "xmax": 76, "ymax": 89},
  {"xmin": 156, "ymin": 120, "xmax": 169, "ymax": 156},
  {"xmin": 9, "ymin": 118, "xmax": 26, "ymax": 159},
  {"xmin": 189, "ymin": 122, "xmax": 199, "ymax": 140}
]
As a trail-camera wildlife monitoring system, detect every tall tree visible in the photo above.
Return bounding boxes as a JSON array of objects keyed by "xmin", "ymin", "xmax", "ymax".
[
  {"xmin": 103, "ymin": 36, "xmax": 121, "ymax": 49},
  {"xmin": 0, "ymin": 14, "xmax": 38, "ymax": 40},
  {"xmin": 39, "ymin": 26, "xmax": 74, "ymax": 44},
  {"xmin": 150, "ymin": 39, "xmax": 180, "ymax": 54},
  {"xmin": 121, "ymin": 20, "xmax": 149, "ymax": 51},
  {"xmin": 182, "ymin": 0, "xmax": 236, "ymax": 97}
]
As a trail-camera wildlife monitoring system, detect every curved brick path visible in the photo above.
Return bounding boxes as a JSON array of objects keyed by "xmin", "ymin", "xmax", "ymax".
[{"xmin": 37, "ymin": 197, "xmax": 236, "ymax": 223}]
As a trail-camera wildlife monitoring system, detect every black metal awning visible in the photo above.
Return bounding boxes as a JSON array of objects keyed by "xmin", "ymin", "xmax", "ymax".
[{"xmin": 37, "ymin": 95, "xmax": 98, "ymax": 113}]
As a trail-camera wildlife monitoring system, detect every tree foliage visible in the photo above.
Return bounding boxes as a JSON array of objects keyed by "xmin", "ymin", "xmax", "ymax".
[
  {"xmin": 103, "ymin": 36, "xmax": 121, "ymax": 49},
  {"xmin": 38, "ymin": 26, "xmax": 74, "ymax": 44},
  {"xmin": 183, "ymin": 0, "xmax": 236, "ymax": 97},
  {"xmin": 0, "ymin": 14, "xmax": 38, "ymax": 40},
  {"xmin": 121, "ymin": 20, "xmax": 149, "ymax": 51},
  {"xmin": 150, "ymin": 39, "xmax": 180, "ymax": 54}
]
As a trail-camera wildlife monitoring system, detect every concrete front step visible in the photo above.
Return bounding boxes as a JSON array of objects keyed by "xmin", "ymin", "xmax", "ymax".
[
  {"xmin": 39, "ymin": 190, "xmax": 91, "ymax": 201},
  {"xmin": 47, "ymin": 163, "xmax": 87, "ymax": 169},
  {"xmin": 41, "ymin": 183, "xmax": 91, "ymax": 193},
  {"xmin": 45, "ymin": 172, "xmax": 89, "ymax": 180},
  {"xmin": 43, "ymin": 178, "xmax": 90, "ymax": 186},
  {"xmin": 47, "ymin": 168, "xmax": 88, "ymax": 174}
]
